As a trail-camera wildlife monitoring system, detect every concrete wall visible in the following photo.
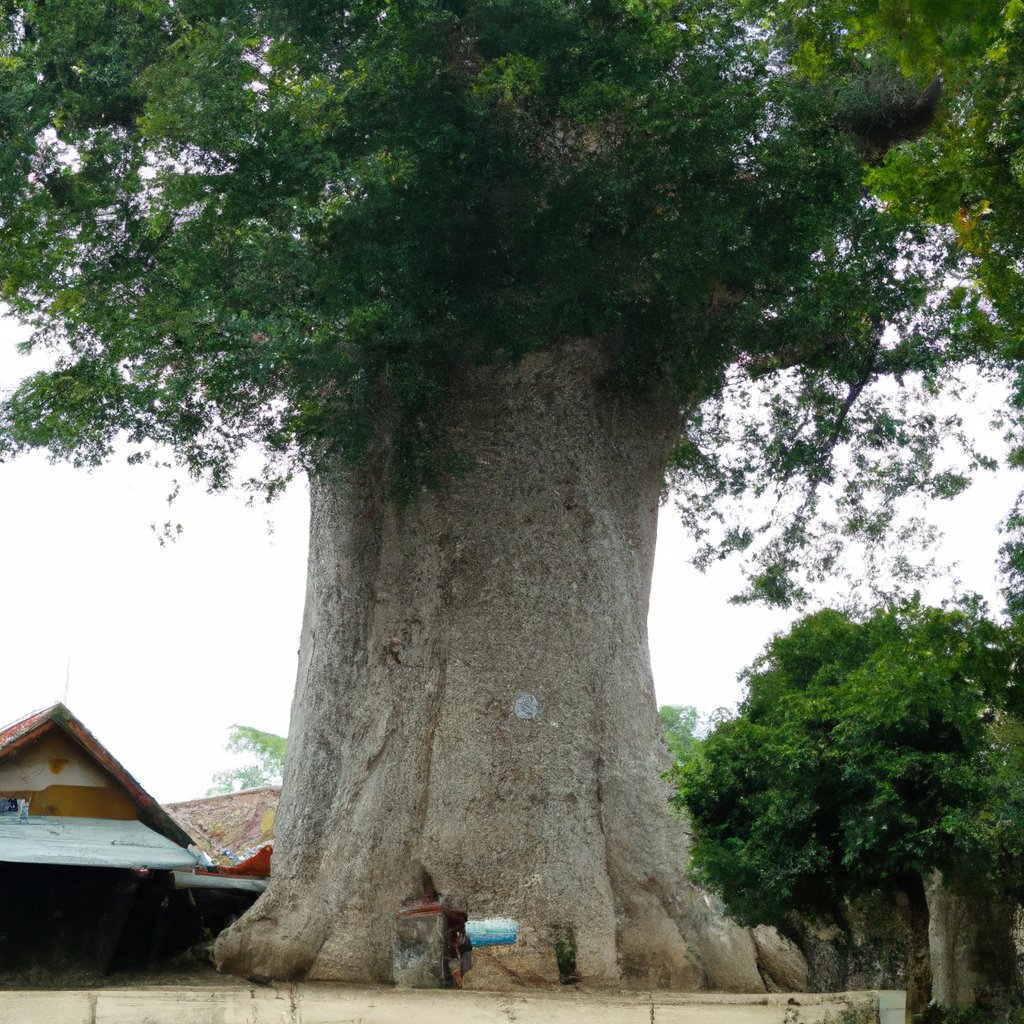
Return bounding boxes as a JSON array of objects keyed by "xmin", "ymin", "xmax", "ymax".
[{"xmin": 1, "ymin": 985, "xmax": 904, "ymax": 1024}]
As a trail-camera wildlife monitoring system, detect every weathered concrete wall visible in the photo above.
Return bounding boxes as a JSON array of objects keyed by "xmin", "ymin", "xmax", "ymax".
[{"xmin": 0, "ymin": 985, "xmax": 905, "ymax": 1024}]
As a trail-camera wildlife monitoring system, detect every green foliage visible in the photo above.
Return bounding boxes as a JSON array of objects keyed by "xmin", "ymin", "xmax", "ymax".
[
  {"xmin": 999, "ymin": 498, "xmax": 1024, "ymax": 618},
  {"xmin": 676, "ymin": 599, "xmax": 1024, "ymax": 929},
  {"xmin": 0, "ymin": 0, "xmax": 1018, "ymax": 597},
  {"xmin": 659, "ymin": 704, "xmax": 731, "ymax": 767},
  {"xmin": 207, "ymin": 724, "xmax": 287, "ymax": 796},
  {"xmin": 918, "ymin": 1007, "xmax": 1024, "ymax": 1024},
  {"xmin": 553, "ymin": 927, "xmax": 578, "ymax": 985},
  {"xmin": 670, "ymin": 0, "xmax": 1024, "ymax": 604},
  {"xmin": 749, "ymin": 0, "xmax": 1024, "ymax": 525},
  {"xmin": 658, "ymin": 705, "xmax": 701, "ymax": 765}
]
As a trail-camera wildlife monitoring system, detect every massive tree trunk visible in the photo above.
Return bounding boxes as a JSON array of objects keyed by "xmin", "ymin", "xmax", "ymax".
[{"xmin": 214, "ymin": 340, "xmax": 760, "ymax": 990}]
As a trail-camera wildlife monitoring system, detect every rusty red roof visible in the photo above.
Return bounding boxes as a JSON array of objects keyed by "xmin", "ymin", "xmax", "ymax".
[
  {"xmin": 0, "ymin": 703, "xmax": 194, "ymax": 850},
  {"xmin": 0, "ymin": 706, "xmax": 53, "ymax": 750}
]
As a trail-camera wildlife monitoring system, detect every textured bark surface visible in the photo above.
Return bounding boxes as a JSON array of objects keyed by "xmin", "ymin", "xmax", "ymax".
[
  {"xmin": 214, "ymin": 340, "xmax": 761, "ymax": 990},
  {"xmin": 927, "ymin": 874, "xmax": 1018, "ymax": 1008},
  {"xmin": 898, "ymin": 879, "xmax": 933, "ymax": 1022},
  {"xmin": 751, "ymin": 926, "xmax": 808, "ymax": 993}
]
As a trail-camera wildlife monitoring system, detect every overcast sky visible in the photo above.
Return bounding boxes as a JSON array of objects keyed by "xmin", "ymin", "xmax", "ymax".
[{"xmin": 0, "ymin": 313, "xmax": 1018, "ymax": 802}]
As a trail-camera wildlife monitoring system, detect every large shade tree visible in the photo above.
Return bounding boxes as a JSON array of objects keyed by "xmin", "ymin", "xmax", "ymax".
[{"xmin": 0, "ymin": 0, "xmax": 1021, "ymax": 987}]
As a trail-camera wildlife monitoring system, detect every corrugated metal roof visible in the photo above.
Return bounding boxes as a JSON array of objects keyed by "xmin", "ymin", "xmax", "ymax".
[
  {"xmin": 0, "ymin": 703, "xmax": 194, "ymax": 849},
  {"xmin": 0, "ymin": 815, "xmax": 198, "ymax": 870}
]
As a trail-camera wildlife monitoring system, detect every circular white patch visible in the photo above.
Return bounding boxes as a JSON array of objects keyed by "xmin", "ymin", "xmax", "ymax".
[{"xmin": 513, "ymin": 692, "xmax": 541, "ymax": 720}]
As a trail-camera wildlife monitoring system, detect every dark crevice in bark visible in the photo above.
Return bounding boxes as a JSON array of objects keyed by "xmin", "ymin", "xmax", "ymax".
[
  {"xmin": 413, "ymin": 531, "xmax": 453, "ymax": 864},
  {"xmin": 416, "ymin": 673, "xmax": 445, "ymax": 837},
  {"xmin": 554, "ymin": 927, "xmax": 580, "ymax": 984},
  {"xmin": 363, "ymin": 728, "xmax": 394, "ymax": 779}
]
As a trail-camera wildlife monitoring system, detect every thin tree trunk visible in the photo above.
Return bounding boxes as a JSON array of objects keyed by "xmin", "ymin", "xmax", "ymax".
[{"xmin": 214, "ymin": 340, "xmax": 761, "ymax": 990}]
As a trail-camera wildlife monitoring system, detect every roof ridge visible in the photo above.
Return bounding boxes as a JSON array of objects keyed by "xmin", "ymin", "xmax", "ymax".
[{"xmin": 0, "ymin": 702, "xmax": 195, "ymax": 850}]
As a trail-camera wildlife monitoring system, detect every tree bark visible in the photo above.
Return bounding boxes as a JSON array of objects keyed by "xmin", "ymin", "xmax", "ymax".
[
  {"xmin": 927, "ymin": 872, "xmax": 1019, "ymax": 1009},
  {"xmin": 214, "ymin": 339, "xmax": 760, "ymax": 989},
  {"xmin": 898, "ymin": 876, "xmax": 933, "ymax": 1022}
]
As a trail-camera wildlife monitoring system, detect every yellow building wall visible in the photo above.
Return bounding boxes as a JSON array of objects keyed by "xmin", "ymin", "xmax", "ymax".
[{"xmin": 0, "ymin": 731, "xmax": 137, "ymax": 820}]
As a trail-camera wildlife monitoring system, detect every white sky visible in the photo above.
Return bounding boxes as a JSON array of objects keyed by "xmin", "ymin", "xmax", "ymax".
[{"xmin": 0, "ymin": 314, "xmax": 1018, "ymax": 802}]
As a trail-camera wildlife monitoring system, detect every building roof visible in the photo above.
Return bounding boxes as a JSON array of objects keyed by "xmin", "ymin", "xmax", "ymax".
[
  {"xmin": 0, "ymin": 703, "xmax": 194, "ymax": 849},
  {"xmin": 0, "ymin": 815, "xmax": 197, "ymax": 870},
  {"xmin": 164, "ymin": 786, "xmax": 279, "ymax": 865}
]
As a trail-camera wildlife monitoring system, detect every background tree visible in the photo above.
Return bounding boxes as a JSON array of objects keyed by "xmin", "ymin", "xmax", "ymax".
[
  {"xmin": 658, "ymin": 705, "xmax": 701, "ymax": 767},
  {"xmin": 207, "ymin": 725, "xmax": 287, "ymax": 796},
  {"xmin": 0, "ymin": 0, "xmax": 1020, "ymax": 986},
  {"xmin": 676, "ymin": 600, "xmax": 1024, "ymax": 1017},
  {"xmin": 658, "ymin": 704, "xmax": 732, "ymax": 768}
]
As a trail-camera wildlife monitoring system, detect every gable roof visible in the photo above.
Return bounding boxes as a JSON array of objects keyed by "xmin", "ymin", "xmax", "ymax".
[{"xmin": 0, "ymin": 703, "xmax": 194, "ymax": 849}]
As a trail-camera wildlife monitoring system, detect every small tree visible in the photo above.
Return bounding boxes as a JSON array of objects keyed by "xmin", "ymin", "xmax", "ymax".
[
  {"xmin": 208, "ymin": 725, "xmax": 287, "ymax": 796},
  {"xmin": 677, "ymin": 600, "xmax": 1024, "ymax": 1017}
]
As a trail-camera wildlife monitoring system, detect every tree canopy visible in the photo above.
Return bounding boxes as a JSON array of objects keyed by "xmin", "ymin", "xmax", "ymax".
[
  {"xmin": 762, "ymin": 0, "xmax": 1024, "ymax": 342},
  {"xmin": 207, "ymin": 723, "xmax": 287, "ymax": 795},
  {"xmin": 0, "ymin": 0, "xmax": 1021, "ymax": 598},
  {"xmin": 675, "ymin": 599, "xmax": 1024, "ymax": 930}
]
